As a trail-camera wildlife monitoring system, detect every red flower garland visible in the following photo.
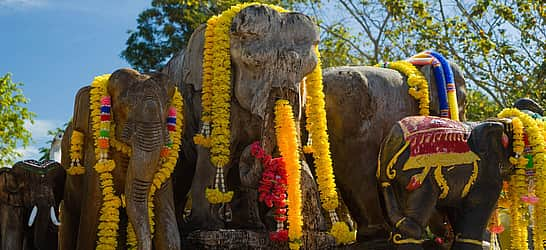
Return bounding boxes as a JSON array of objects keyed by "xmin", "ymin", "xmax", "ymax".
[{"xmin": 251, "ymin": 141, "xmax": 289, "ymax": 242}]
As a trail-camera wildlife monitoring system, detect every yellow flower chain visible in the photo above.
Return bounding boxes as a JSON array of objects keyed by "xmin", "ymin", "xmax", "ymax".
[
  {"xmin": 378, "ymin": 61, "xmax": 430, "ymax": 116},
  {"xmin": 197, "ymin": 2, "xmax": 287, "ymax": 204},
  {"xmin": 275, "ymin": 100, "xmax": 302, "ymax": 250},
  {"xmin": 90, "ymin": 74, "xmax": 122, "ymax": 250},
  {"xmin": 304, "ymin": 46, "xmax": 355, "ymax": 244},
  {"xmin": 68, "ymin": 130, "xmax": 85, "ymax": 175},
  {"xmin": 498, "ymin": 108, "xmax": 546, "ymax": 249}
]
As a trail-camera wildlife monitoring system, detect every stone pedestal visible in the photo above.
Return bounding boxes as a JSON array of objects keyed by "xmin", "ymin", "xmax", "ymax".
[{"xmin": 183, "ymin": 229, "xmax": 336, "ymax": 249}]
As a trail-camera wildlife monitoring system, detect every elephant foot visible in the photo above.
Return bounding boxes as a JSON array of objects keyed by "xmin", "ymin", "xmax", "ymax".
[
  {"xmin": 183, "ymin": 211, "xmax": 225, "ymax": 233},
  {"xmin": 356, "ymin": 223, "xmax": 390, "ymax": 241},
  {"xmin": 395, "ymin": 244, "xmax": 424, "ymax": 250}
]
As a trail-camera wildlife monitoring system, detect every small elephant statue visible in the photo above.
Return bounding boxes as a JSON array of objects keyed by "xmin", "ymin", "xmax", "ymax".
[
  {"xmin": 60, "ymin": 69, "xmax": 181, "ymax": 250},
  {"xmin": 377, "ymin": 116, "xmax": 513, "ymax": 250},
  {"xmin": 0, "ymin": 160, "xmax": 65, "ymax": 250}
]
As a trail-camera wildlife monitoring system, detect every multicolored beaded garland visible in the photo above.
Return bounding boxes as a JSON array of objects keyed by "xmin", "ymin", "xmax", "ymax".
[{"xmin": 98, "ymin": 96, "xmax": 111, "ymax": 161}]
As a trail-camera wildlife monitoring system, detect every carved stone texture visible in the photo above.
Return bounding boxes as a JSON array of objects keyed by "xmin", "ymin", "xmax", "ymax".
[
  {"xmin": 164, "ymin": 4, "xmax": 329, "ymax": 247},
  {"xmin": 322, "ymin": 65, "xmax": 466, "ymax": 242},
  {"xmin": 184, "ymin": 230, "xmax": 336, "ymax": 249}
]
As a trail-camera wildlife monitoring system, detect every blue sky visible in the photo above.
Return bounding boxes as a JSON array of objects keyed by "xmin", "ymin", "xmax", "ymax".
[{"xmin": 0, "ymin": 0, "xmax": 150, "ymax": 162}]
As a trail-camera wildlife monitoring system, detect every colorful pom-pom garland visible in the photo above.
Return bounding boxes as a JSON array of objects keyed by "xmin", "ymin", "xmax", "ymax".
[{"xmin": 498, "ymin": 108, "xmax": 546, "ymax": 249}]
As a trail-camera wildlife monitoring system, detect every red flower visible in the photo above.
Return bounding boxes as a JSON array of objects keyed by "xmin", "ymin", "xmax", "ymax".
[{"xmin": 270, "ymin": 230, "xmax": 289, "ymax": 242}]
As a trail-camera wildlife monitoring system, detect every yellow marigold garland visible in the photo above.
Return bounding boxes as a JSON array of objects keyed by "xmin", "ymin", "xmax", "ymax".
[
  {"xmin": 89, "ymin": 74, "xmax": 122, "ymax": 250},
  {"xmin": 197, "ymin": 3, "xmax": 287, "ymax": 204},
  {"xmin": 498, "ymin": 108, "xmax": 546, "ymax": 249},
  {"xmin": 377, "ymin": 61, "xmax": 430, "ymax": 116},
  {"xmin": 89, "ymin": 74, "xmax": 184, "ymax": 249},
  {"xmin": 304, "ymin": 46, "xmax": 355, "ymax": 244},
  {"xmin": 275, "ymin": 100, "xmax": 302, "ymax": 250},
  {"xmin": 68, "ymin": 130, "xmax": 85, "ymax": 175}
]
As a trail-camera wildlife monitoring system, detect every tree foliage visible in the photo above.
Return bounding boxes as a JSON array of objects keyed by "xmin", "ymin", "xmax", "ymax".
[
  {"xmin": 123, "ymin": 0, "xmax": 544, "ymax": 119},
  {"xmin": 0, "ymin": 73, "xmax": 35, "ymax": 167},
  {"xmin": 122, "ymin": 0, "xmax": 307, "ymax": 72},
  {"xmin": 465, "ymin": 88, "xmax": 499, "ymax": 121},
  {"xmin": 307, "ymin": 0, "xmax": 545, "ymax": 114}
]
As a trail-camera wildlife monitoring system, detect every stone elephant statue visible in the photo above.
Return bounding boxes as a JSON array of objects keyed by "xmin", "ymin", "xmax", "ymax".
[
  {"xmin": 60, "ymin": 69, "xmax": 181, "ymax": 250},
  {"xmin": 321, "ymin": 63, "xmax": 466, "ymax": 242},
  {"xmin": 0, "ymin": 160, "xmax": 65, "ymax": 250},
  {"xmin": 164, "ymin": 4, "xmax": 331, "ymax": 246},
  {"xmin": 377, "ymin": 116, "xmax": 513, "ymax": 250}
]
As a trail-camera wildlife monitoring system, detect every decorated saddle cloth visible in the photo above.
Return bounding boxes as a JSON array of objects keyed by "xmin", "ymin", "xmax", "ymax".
[{"xmin": 399, "ymin": 116, "xmax": 480, "ymax": 170}]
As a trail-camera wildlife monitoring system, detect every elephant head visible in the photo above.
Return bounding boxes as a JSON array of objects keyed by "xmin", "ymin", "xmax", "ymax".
[
  {"xmin": 107, "ymin": 68, "xmax": 176, "ymax": 247},
  {"xmin": 467, "ymin": 120, "xmax": 515, "ymax": 178},
  {"xmin": 230, "ymin": 5, "xmax": 319, "ymax": 118},
  {"xmin": 0, "ymin": 160, "xmax": 65, "ymax": 250},
  {"xmin": 172, "ymin": 5, "xmax": 319, "ymax": 117}
]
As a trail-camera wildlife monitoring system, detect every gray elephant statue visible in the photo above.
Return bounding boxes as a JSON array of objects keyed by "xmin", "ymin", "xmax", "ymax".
[
  {"xmin": 60, "ymin": 69, "xmax": 181, "ymax": 250},
  {"xmin": 377, "ymin": 116, "xmax": 513, "ymax": 250},
  {"xmin": 321, "ymin": 63, "xmax": 467, "ymax": 243},
  {"xmin": 164, "ymin": 4, "xmax": 335, "ymax": 248},
  {"xmin": 0, "ymin": 160, "xmax": 65, "ymax": 250}
]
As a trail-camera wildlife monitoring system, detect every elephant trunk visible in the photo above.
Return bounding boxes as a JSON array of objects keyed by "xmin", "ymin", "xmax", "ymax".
[
  {"xmin": 125, "ymin": 97, "xmax": 165, "ymax": 250},
  {"xmin": 381, "ymin": 184, "xmax": 405, "ymax": 227},
  {"xmin": 29, "ymin": 202, "xmax": 59, "ymax": 250}
]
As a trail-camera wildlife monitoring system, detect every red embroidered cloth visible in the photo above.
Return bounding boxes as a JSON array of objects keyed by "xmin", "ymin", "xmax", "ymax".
[{"xmin": 398, "ymin": 116, "xmax": 479, "ymax": 170}]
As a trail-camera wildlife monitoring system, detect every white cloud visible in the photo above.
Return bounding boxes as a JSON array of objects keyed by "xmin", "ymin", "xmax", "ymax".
[
  {"xmin": 0, "ymin": 0, "xmax": 46, "ymax": 9},
  {"xmin": 12, "ymin": 119, "xmax": 63, "ymax": 163}
]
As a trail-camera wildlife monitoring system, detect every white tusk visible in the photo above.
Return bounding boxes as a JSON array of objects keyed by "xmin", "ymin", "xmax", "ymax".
[
  {"xmin": 50, "ymin": 206, "xmax": 61, "ymax": 226},
  {"xmin": 28, "ymin": 205, "xmax": 38, "ymax": 227}
]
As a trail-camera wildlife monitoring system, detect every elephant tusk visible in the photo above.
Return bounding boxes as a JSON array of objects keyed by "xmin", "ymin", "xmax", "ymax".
[
  {"xmin": 50, "ymin": 206, "xmax": 61, "ymax": 226},
  {"xmin": 28, "ymin": 205, "xmax": 38, "ymax": 227}
]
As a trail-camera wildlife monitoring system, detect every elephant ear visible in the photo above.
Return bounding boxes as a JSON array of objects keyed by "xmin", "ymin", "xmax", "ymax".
[
  {"xmin": 468, "ymin": 122, "xmax": 505, "ymax": 157},
  {"xmin": 0, "ymin": 168, "xmax": 23, "ymax": 206},
  {"xmin": 0, "ymin": 167, "xmax": 22, "ymax": 194},
  {"xmin": 180, "ymin": 24, "xmax": 206, "ymax": 92},
  {"xmin": 148, "ymin": 72, "xmax": 176, "ymax": 100}
]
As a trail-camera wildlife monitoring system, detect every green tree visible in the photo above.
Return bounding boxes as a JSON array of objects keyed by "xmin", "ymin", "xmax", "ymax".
[
  {"xmin": 0, "ymin": 73, "xmax": 35, "ymax": 167},
  {"xmin": 306, "ymin": 0, "xmax": 545, "ymax": 110},
  {"xmin": 465, "ymin": 89, "xmax": 500, "ymax": 121},
  {"xmin": 122, "ymin": 0, "xmax": 307, "ymax": 72}
]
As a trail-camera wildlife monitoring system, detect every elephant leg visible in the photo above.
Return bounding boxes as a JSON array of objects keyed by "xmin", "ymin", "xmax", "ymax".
[
  {"xmin": 186, "ymin": 146, "xmax": 223, "ymax": 230},
  {"xmin": 59, "ymin": 179, "xmax": 82, "ymax": 250},
  {"xmin": 0, "ymin": 205, "xmax": 23, "ymax": 250},
  {"xmin": 153, "ymin": 180, "xmax": 181, "ymax": 250},
  {"xmin": 76, "ymin": 166, "xmax": 101, "ymax": 250},
  {"xmin": 393, "ymin": 178, "xmax": 438, "ymax": 250},
  {"xmin": 451, "ymin": 189, "xmax": 498, "ymax": 250}
]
